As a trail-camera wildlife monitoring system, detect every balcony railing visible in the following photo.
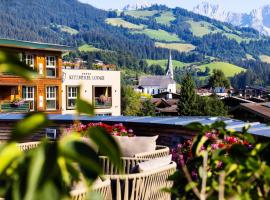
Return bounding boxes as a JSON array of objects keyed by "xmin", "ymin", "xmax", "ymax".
[
  {"xmin": 0, "ymin": 101, "xmax": 30, "ymax": 113},
  {"xmin": 94, "ymin": 97, "xmax": 112, "ymax": 108},
  {"xmin": 0, "ymin": 72, "xmax": 16, "ymax": 76}
]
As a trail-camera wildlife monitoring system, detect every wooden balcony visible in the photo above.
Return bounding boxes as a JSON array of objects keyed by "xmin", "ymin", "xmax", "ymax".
[{"xmin": 0, "ymin": 101, "xmax": 30, "ymax": 113}]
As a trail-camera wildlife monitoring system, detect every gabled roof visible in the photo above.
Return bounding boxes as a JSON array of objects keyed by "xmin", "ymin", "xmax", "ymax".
[
  {"xmin": 139, "ymin": 75, "xmax": 175, "ymax": 88},
  {"xmin": 0, "ymin": 38, "xmax": 74, "ymax": 52}
]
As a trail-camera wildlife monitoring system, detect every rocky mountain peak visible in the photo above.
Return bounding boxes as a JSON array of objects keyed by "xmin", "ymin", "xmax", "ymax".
[{"xmin": 193, "ymin": 2, "xmax": 270, "ymax": 36}]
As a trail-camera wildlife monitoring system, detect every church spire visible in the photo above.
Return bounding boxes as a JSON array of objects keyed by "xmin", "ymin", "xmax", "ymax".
[{"xmin": 166, "ymin": 50, "xmax": 174, "ymax": 80}]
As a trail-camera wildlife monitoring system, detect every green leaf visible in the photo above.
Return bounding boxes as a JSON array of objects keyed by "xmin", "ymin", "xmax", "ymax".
[
  {"xmin": 0, "ymin": 143, "xmax": 22, "ymax": 173},
  {"xmin": 87, "ymin": 191, "xmax": 103, "ymax": 200},
  {"xmin": 76, "ymin": 97, "xmax": 95, "ymax": 115},
  {"xmin": 59, "ymin": 136, "xmax": 102, "ymax": 181},
  {"xmin": 36, "ymin": 181, "xmax": 60, "ymax": 200},
  {"xmin": 195, "ymin": 136, "xmax": 208, "ymax": 156},
  {"xmin": 24, "ymin": 144, "xmax": 46, "ymax": 200},
  {"xmin": 11, "ymin": 112, "xmax": 49, "ymax": 141},
  {"xmin": 185, "ymin": 181, "xmax": 198, "ymax": 192},
  {"xmin": 185, "ymin": 122, "xmax": 204, "ymax": 132},
  {"xmin": 87, "ymin": 127, "xmax": 123, "ymax": 172},
  {"xmin": 0, "ymin": 51, "xmax": 36, "ymax": 80}
]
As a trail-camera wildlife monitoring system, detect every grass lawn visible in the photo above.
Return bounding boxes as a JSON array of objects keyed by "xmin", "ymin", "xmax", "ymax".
[
  {"xmin": 223, "ymin": 33, "xmax": 254, "ymax": 43},
  {"xmin": 78, "ymin": 44, "xmax": 100, "ymax": 52},
  {"xmin": 155, "ymin": 42, "xmax": 195, "ymax": 52},
  {"xmin": 259, "ymin": 55, "xmax": 270, "ymax": 63},
  {"xmin": 132, "ymin": 29, "xmax": 181, "ymax": 42},
  {"xmin": 58, "ymin": 25, "xmax": 78, "ymax": 35},
  {"xmin": 124, "ymin": 10, "xmax": 158, "ymax": 19},
  {"xmin": 105, "ymin": 18, "xmax": 145, "ymax": 30},
  {"xmin": 198, "ymin": 62, "xmax": 246, "ymax": 77},
  {"xmin": 146, "ymin": 59, "xmax": 187, "ymax": 69},
  {"xmin": 187, "ymin": 20, "xmax": 222, "ymax": 37},
  {"xmin": 155, "ymin": 11, "xmax": 175, "ymax": 25}
]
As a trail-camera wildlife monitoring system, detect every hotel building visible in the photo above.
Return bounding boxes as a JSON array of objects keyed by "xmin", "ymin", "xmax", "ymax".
[
  {"xmin": 61, "ymin": 69, "xmax": 121, "ymax": 116},
  {"xmin": 0, "ymin": 39, "xmax": 73, "ymax": 114}
]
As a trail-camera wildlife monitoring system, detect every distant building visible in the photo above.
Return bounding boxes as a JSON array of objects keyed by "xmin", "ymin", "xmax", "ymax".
[
  {"xmin": 62, "ymin": 69, "xmax": 121, "ymax": 116},
  {"xmin": 239, "ymin": 86, "xmax": 270, "ymax": 100},
  {"xmin": 92, "ymin": 59, "xmax": 116, "ymax": 71},
  {"xmin": 196, "ymin": 86, "xmax": 234, "ymax": 98},
  {"xmin": 136, "ymin": 51, "xmax": 176, "ymax": 96},
  {"xmin": 63, "ymin": 58, "xmax": 87, "ymax": 69},
  {"xmin": 151, "ymin": 98, "xmax": 178, "ymax": 116},
  {"xmin": 231, "ymin": 102, "xmax": 270, "ymax": 123},
  {"xmin": 0, "ymin": 38, "xmax": 73, "ymax": 113}
]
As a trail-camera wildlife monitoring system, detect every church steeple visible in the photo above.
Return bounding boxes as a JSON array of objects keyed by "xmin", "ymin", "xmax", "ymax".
[{"xmin": 166, "ymin": 50, "xmax": 174, "ymax": 80}]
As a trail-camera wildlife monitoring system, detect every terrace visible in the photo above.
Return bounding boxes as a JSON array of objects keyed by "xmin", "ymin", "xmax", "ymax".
[{"xmin": 1, "ymin": 114, "xmax": 270, "ymax": 199}]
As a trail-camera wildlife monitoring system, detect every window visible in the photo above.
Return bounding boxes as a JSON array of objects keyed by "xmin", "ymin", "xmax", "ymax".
[
  {"xmin": 67, "ymin": 86, "xmax": 79, "ymax": 109},
  {"xmin": 93, "ymin": 86, "xmax": 112, "ymax": 108},
  {"xmin": 46, "ymin": 56, "xmax": 56, "ymax": 77},
  {"xmin": 23, "ymin": 54, "xmax": 34, "ymax": 69},
  {"xmin": 46, "ymin": 86, "xmax": 57, "ymax": 110},
  {"xmin": 22, "ymin": 86, "xmax": 35, "ymax": 111}
]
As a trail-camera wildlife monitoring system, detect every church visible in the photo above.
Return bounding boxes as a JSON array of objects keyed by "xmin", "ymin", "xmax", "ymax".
[{"xmin": 136, "ymin": 51, "xmax": 177, "ymax": 96}]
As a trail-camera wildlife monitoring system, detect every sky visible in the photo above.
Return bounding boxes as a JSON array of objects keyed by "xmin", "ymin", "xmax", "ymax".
[{"xmin": 79, "ymin": 0, "xmax": 270, "ymax": 13}]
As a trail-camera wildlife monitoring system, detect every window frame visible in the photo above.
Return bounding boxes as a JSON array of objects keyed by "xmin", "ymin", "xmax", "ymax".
[
  {"xmin": 46, "ymin": 86, "xmax": 57, "ymax": 111},
  {"xmin": 93, "ymin": 85, "xmax": 112, "ymax": 109},
  {"xmin": 66, "ymin": 86, "xmax": 79, "ymax": 110},
  {"xmin": 22, "ymin": 86, "xmax": 35, "ymax": 111},
  {"xmin": 46, "ymin": 56, "xmax": 57, "ymax": 78},
  {"xmin": 23, "ymin": 54, "xmax": 35, "ymax": 69}
]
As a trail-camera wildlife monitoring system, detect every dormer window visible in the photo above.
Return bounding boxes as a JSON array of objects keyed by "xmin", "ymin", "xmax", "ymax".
[
  {"xmin": 46, "ymin": 56, "xmax": 56, "ymax": 77},
  {"xmin": 23, "ymin": 54, "xmax": 34, "ymax": 69}
]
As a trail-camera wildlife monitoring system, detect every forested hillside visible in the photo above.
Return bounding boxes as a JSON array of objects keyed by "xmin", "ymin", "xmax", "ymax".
[{"xmin": 0, "ymin": 0, "xmax": 270, "ymax": 88}]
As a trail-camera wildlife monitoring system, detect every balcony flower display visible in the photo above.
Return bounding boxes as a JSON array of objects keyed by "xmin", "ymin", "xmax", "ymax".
[
  {"xmin": 11, "ymin": 98, "xmax": 25, "ymax": 107},
  {"xmin": 65, "ymin": 122, "xmax": 134, "ymax": 137},
  {"xmin": 98, "ymin": 95, "xmax": 108, "ymax": 104}
]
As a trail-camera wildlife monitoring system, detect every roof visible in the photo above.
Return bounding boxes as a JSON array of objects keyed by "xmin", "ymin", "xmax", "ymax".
[
  {"xmin": 0, "ymin": 114, "xmax": 269, "ymax": 137},
  {"xmin": 151, "ymin": 98, "xmax": 178, "ymax": 107},
  {"xmin": 240, "ymin": 103, "xmax": 270, "ymax": 119},
  {"xmin": 0, "ymin": 38, "xmax": 74, "ymax": 52},
  {"xmin": 139, "ymin": 76, "xmax": 175, "ymax": 88},
  {"xmin": 156, "ymin": 105, "xmax": 178, "ymax": 113}
]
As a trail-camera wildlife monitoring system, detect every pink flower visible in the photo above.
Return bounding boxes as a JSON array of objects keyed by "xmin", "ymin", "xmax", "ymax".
[
  {"xmin": 205, "ymin": 132, "xmax": 212, "ymax": 138},
  {"xmin": 211, "ymin": 143, "xmax": 219, "ymax": 150}
]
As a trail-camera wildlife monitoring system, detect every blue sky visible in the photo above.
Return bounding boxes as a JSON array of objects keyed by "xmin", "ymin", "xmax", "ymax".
[{"xmin": 79, "ymin": 0, "xmax": 270, "ymax": 13}]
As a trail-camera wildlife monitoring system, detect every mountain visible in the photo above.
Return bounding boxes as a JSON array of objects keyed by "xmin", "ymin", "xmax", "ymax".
[
  {"xmin": 122, "ymin": 1, "xmax": 152, "ymax": 11},
  {"xmin": 1, "ymin": 0, "xmax": 270, "ymax": 87},
  {"xmin": 193, "ymin": 1, "xmax": 270, "ymax": 36}
]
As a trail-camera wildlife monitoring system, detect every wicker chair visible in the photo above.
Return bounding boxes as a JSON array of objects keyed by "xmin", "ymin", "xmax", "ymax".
[
  {"xmin": 105, "ymin": 162, "xmax": 176, "ymax": 200},
  {"xmin": 99, "ymin": 145, "xmax": 170, "ymax": 175},
  {"xmin": 17, "ymin": 141, "xmax": 40, "ymax": 151},
  {"xmin": 70, "ymin": 179, "xmax": 112, "ymax": 200},
  {"xmin": 134, "ymin": 145, "xmax": 169, "ymax": 159}
]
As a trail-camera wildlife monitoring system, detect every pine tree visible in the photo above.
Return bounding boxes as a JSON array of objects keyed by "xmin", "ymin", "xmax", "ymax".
[{"xmin": 177, "ymin": 74, "xmax": 198, "ymax": 116}]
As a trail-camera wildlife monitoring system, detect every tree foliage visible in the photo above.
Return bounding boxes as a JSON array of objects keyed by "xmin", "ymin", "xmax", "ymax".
[
  {"xmin": 121, "ymin": 86, "xmax": 142, "ymax": 116},
  {"xmin": 178, "ymin": 74, "xmax": 228, "ymax": 116},
  {"xmin": 208, "ymin": 69, "xmax": 230, "ymax": 89},
  {"xmin": 177, "ymin": 74, "xmax": 198, "ymax": 116}
]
